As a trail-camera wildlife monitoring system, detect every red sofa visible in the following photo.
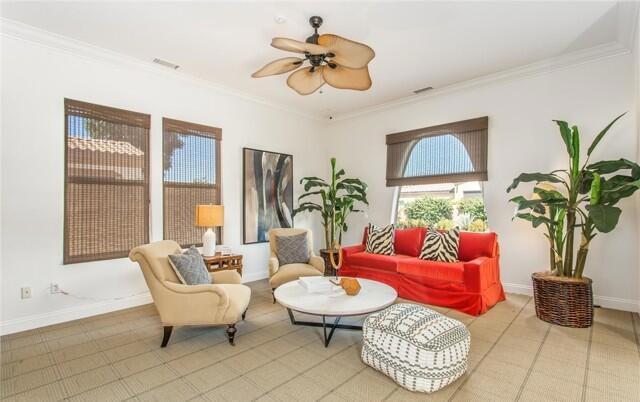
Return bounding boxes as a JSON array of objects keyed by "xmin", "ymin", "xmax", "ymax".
[{"xmin": 340, "ymin": 227, "xmax": 505, "ymax": 315}]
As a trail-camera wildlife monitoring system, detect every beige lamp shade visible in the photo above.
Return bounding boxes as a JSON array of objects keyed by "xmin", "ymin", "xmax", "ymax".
[{"xmin": 195, "ymin": 205, "xmax": 224, "ymax": 227}]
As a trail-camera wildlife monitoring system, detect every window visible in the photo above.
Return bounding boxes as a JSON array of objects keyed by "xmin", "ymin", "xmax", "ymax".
[
  {"xmin": 64, "ymin": 99, "xmax": 150, "ymax": 264},
  {"xmin": 387, "ymin": 117, "xmax": 489, "ymax": 231},
  {"xmin": 163, "ymin": 118, "xmax": 221, "ymax": 247}
]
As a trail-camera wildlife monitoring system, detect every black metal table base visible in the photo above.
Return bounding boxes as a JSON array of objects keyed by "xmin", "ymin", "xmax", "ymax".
[{"xmin": 287, "ymin": 308, "xmax": 362, "ymax": 347}]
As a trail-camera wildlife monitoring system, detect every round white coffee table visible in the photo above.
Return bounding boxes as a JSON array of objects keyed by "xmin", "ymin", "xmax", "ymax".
[{"xmin": 274, "ymin": 277, "xmax": 397, "ymax": 347}]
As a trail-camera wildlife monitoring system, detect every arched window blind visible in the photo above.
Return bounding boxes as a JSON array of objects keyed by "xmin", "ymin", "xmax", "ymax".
[
  {"xmin": 163, "ymin": 118, "xmax": 222, "ymax": 247},
  {"xmin": 386, "ymin": 117, "xmax": 488, "ymax": 186},
  {"xmin": 64, "ymin": 99, "xmax": 150, "ymax": 264}
]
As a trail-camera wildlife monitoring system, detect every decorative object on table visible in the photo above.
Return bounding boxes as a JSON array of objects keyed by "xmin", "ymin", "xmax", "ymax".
[
  {"xmin": 167, "ymin": 246, "xmax": 210, "ymax": 285},
  {"xmin": 267, "ymin": 228, "xmax": 325, "ymax": 301},
  {"xmin": 202, "ymin": 254, "xmax": 243, "ymax": 277},
  {"xmin": 251, "ymin": 16, "xmax": 374, "ymax": 95},
  {"xmin": 298, "ymin": 276, "xmax": 335, "ymax": 294},
  {"xmin": 365, "ymin": 223, "xmax": 395, "ymax": 255},
  {"xmin": 508, "ymin": 113, "xmax": 639, "ymax": 328},
  {"xmin": 275, "ymin": 232, "xmax": 310, "ymax": 265},
  {"xmin": 215, "ymin": 245, "xmax": 233, "ymax": 255},
  {"xmin": 361, "ymin": 303, "xmax": 470, "ymax": 393},
  {"xmin": 330, "ymin": 277, "xmax": 361, "ymax": 296},
  {"xmin": 129, "ymin": 241, "xmax": 251, "ymax": 347},
  {"xmin": 243, "ymin": 148, "xmax": 293, "ymax": 244},
  {"xmin": 293, "ymin": 158, "xmax": 368, "ymax": 276},
  {"xmin": 195, "ymin": 204, "xmax": 224, "ymax": 257},
  {"xmin": 274, "ymin": 277, "xmax": 397, "ymax": 347},
  {"xmin": 419, "ymin": 226, "xmax": 460, "ymax": 262}
]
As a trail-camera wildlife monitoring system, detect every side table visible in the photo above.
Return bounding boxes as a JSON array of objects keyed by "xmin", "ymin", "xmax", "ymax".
[{"xmin": 202, "ymin": 254, "xmax": 243, "ymax": 277}]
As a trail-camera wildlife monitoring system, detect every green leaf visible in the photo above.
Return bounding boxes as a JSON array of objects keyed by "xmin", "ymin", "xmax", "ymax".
[
  {"xmin": 298, "ymin": 190, "xmax": 325, "ymax": 201},
  {"xmin": 588, "ymin": 204, "xmax": 621, "ymax": 233},
  {"xmin": 514, "ymin": 213, "xmax": 551, "ymax": 228},
  {"xmin": 553, "ymin": 120, "xmax": 573, "ymax": 157},
  {"xmin": 533, "ymin": 187, "xmax": 567, "ymax": 202},
  {"xmin": 587, "ymin": 112, "xmax": 626, "ymax": 156},
  {"xmin": 571, "ymin": 125, "xmax": 580, "ymax": 174},
  {"xmin": 587, "ymin": 159, "xmax": 639, "ymax": 175},
  {"xmin": 506, "ymin": 173, "xmax": 565, "ymax": 193},
  {"xmin": 589, "ymin": 173, "xmax": 601, "ymax": 205}
]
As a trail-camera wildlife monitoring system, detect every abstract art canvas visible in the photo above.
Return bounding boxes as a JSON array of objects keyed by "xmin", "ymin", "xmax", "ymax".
[{"xmin": 243, "ymin": 148, "xmax": 294, "ymax": 244}]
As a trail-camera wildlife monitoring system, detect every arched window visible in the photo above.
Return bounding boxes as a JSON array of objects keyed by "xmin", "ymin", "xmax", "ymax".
[
  {"xmin": 386, "ymin": 117, "xmax": 489, "ymax": 231},
  {"xmin": 404, "ymin": 135, "xmax": 474, "ymax": 178}
]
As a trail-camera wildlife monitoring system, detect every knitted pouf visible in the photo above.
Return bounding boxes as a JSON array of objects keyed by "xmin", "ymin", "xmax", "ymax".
[{"xmin": 361, "ymin": 303, "xmax": 470, "ymax": 393}]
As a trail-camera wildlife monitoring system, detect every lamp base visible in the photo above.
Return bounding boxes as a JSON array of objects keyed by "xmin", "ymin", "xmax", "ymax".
[{"xmin": 202, "ymin": 228, "xmax": 217, "ymax": 257}]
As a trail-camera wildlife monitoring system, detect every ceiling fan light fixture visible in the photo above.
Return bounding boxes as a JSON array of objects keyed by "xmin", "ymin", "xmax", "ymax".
[{"xmin": 253, "ymin": 16, "xmax": 375, "ymax": 95}]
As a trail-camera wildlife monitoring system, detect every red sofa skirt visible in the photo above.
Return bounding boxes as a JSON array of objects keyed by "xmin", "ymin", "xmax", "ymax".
[{"xmin": 340, "ymin": 263, "xmax": 505, "ymax": 316}]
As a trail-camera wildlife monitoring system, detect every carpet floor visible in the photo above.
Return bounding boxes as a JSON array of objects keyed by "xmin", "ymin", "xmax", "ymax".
[{"xmin": 1, "ymin": 279, "xmax": 639, "ymax": 401}]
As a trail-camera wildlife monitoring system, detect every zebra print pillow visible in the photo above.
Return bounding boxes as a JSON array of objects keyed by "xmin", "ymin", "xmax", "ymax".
[
  {"xmin": 419, "ymin": 227, "xmax": 460, "ymax": 262},
  {"xmin": 365, "ymin": 224, "xmax": 395, "ymax": 255}
]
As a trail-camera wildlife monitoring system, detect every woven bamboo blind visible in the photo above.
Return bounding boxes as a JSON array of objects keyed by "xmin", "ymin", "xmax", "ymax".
[
  {"xmin": 386, "ymin": 117, "xmax": 488, "ymax": 186},
  {"xmin": 64, "ymin": 99, "xmax": 150, "ymax": 264},
  {"xmin": 163, "ymin": 118, "xmax": 222, "ymax": 247}
]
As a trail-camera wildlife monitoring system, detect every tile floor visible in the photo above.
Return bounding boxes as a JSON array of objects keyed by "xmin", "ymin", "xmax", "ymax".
[{"xmin": 1, "ymin": 279, "xmax": 639, "ymax": 401}]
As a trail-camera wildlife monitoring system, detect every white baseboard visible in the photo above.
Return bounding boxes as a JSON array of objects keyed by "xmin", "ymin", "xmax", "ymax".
[
  {"xmin": 1, "ymin": 273, "xmax": 270, "ymax": 336},
  {"xmin": 0, "ymin": 293, "xmax": 153, "ymax": 336},
  {"xmin": 503, "ymin": 282, "xmax": 639, "ymax": 313}
]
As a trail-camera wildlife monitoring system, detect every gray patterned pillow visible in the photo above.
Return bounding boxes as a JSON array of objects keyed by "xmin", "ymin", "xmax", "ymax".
[
  {"xmin": 276, "ymin": 232, "xmax": 310, "ymax": 266},
  {"xmin": 168, "ymin": 246, "xmax": 211, "ymax": 285}
]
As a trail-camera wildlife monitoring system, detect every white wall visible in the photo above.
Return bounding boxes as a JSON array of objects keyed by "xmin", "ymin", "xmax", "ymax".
[
  {"xmin": 0, "ymin": 35, "xmax": 327, "ymax": 334},
  {"xmin": 326, "ymin": 53, "xmax": 639, "ymax": 311}
]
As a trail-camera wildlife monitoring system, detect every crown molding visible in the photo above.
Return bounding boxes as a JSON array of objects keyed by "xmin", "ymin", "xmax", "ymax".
[
  {"xmin": 616, "ymin": 1, "xmax": 639, "ymax": 50},
  {"xmin": 331, "ymin": 41, "xmax": 631, "ymax": 122},
  {"xmin": 0, "ymin": 18, "xmax": 322, "ymax": 122}
]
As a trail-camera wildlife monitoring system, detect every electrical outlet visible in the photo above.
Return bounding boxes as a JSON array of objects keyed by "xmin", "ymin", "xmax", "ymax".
[
  {"xmin": 50, "ymin": 283, "xmax": 60, "ymax": 294},
  {"xmin": 21, "ymin": 287, "xmax": 32, "ymax": 299}
]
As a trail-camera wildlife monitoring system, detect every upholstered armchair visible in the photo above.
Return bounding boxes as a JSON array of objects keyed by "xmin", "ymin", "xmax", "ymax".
[
  {"xmin": 129, "ymin": 240, "xmax": 251, "ymax": 347},
  {"xmin": 268, "ymin": 228, "xmax": 325, "ymax": 300}
]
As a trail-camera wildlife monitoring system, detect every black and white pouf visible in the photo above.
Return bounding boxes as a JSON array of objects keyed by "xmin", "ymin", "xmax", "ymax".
[{"xmin": 361, "ymin": 303, "xmax": 470, "ymax": 393}]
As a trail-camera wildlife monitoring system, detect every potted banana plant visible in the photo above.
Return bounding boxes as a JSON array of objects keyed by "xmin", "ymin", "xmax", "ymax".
[
  {"xmin": 508, "ymin": 113, "xmax": 640, "ymax": 327},
  {"xmin": 293, "ymin": 158, "xmax": 368, "ymax": 275}
]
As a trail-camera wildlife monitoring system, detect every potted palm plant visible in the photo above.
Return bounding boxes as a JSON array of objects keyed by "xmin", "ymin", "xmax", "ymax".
[
  {"xmin": 507, "ymin": 113, "xmax": 640, "ymax": 327},
  {"xmin": 293, "ymin": 158, "xmax": 368, "ymax": 275}
]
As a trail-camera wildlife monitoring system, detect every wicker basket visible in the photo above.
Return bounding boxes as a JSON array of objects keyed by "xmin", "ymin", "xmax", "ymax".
[{"xmin": 531, "ymin": 272, "xmax": 593, "ymax": 328}]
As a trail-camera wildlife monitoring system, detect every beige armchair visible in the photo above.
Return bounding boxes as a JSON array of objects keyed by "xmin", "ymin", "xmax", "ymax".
[
  {"xmin": 129, "ymin": 240, "xmax": 251, "ymax": 347},
  {"xmin": 268, "ymin": 228, "xmax": 325, "ymax": 301}
]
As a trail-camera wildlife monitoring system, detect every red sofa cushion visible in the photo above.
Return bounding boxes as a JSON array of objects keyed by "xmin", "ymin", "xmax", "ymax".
[
  {"xmin": 346, "ymin": 252, "xmax": 410, "ymax": 273},
  {"xmin": 458, "ymin": 232, "xmax": 497, "ymax": 261},
  {"xmin": 393, "ymin": 228, "xmax": 426, "ymax": 257},
  {"xmin": 397, "ymin": 258, "xmax": 465, "ymax": 283}
]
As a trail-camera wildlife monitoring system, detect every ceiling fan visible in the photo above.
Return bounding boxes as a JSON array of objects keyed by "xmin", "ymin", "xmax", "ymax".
[{"xmin": 252, "ymin": 16, "xmax": 375, "ymax": 95}]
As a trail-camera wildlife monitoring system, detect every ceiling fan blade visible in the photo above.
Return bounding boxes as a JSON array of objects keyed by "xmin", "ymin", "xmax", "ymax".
[
  {"xmin": 322, "ymin": 64, "xmax": 372, "ymax": 91},
  {"xmin": 318, "ymin": 34, "xmax": 375, "ymax": 69},
  {"xmin": 287, "ymin": 66, "xmax": 325, "ymax": 95},
  {"xmin": 252, "ymin": 57, "xmax": 304, "ymax": 78},
  {"xmin": 271, "ymin": 37, "xmax": 328, "ymax": 55}
]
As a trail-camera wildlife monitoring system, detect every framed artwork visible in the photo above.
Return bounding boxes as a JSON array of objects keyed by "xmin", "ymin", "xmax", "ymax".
[{"xmin": 243, "ymin": 148, "xmax": 294, "ymax": 244}]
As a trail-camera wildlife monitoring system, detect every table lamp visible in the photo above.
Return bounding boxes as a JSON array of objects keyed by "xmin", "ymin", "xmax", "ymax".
[{"xmin": 195, "ymin": 204, "xmax": 224, "ymax": 257}]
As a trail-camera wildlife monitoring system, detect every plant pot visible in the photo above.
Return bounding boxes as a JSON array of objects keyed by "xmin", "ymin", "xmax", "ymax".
[
  {"xmin": 319, "ymin": 249, "xmax": 339, "ymax": 277},
  {"xmin": 531, "ymin": 272, "xmax": 593, "ymax": 328}
]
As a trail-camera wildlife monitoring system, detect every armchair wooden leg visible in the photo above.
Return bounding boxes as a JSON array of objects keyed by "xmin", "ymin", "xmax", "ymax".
[
  {"xmin": 161, "ymin": 326, "xmax": 173, "ymax": 348},
  {"xmin": 226, "ymin": 324, "xmax": 237, "ymax": 346}
]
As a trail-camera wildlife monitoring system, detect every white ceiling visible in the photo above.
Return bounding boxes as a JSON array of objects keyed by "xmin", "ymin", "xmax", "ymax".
[{"xmin": 1, "ymin": 1, "xmax": 633, "ymax": 118}]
